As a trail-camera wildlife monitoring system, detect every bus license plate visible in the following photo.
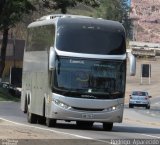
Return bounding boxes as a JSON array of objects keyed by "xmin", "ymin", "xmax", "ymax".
[{"xmin": 82, "ymin": 114, "xmax": 94, "ymax": 119}]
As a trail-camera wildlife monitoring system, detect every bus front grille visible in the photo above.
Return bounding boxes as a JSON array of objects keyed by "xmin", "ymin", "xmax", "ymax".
[{"xmin": 72, "ymin": 107, "xmax": 104, "ymax": 112}]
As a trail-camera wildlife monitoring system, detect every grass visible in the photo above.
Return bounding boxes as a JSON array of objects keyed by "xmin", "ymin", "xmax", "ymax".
[{"xmin": 0, "ymin": 88, "xmax": 20, "ymax": 102}]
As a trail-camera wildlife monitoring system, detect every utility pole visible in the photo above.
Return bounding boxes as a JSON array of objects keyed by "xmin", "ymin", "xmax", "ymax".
[
  {"xmin": 13, "ymin": 33, "xmax": 16, "ymax": 68},
  {"xmin": 11, "ymin": 31, "xmax": 16, "ymax": 68}
]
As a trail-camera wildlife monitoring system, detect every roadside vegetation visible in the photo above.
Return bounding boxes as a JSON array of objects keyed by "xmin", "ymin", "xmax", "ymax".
[{"xmin": 0, "ymin": 87, "xmax": 20, "ymax": 102}]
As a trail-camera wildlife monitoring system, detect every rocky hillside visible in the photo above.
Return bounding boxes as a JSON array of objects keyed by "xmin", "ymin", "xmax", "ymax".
[{"xmin": 130, "ymin": 0, "xmax": 160, "ymax": 43}]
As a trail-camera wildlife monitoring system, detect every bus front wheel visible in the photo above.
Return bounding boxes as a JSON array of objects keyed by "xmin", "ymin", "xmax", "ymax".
[
  {"xmin": 103, "ymin": 122, "xmax": 113, "ymax": 131},
  {"xmin": 46, "ymin": 118, "xmax": 56, "ymax": 127}
]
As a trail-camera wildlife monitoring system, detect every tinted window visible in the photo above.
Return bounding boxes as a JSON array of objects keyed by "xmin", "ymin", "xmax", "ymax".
[
  {"xmin": 142, "ymin": 64, "xmax": 151, "ymax": 77},
  {"xmin": 132, "ymin": 91, "xmax": 147, "ymax": 96},
  {"xmin": 26, "ymin": 25, "xmax": 55, "ymax": 51},
  {"xmin": 52, "ymin": 57, "xmax": 126, "ymax": 99},
  {"xmin": 56, "ymin": 21, "xmax": 126, "ymax": 55}
]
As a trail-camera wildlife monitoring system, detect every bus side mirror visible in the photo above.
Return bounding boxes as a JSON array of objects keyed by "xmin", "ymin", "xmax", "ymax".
[
  {"xmin": 128, "ymin": 52, "xmax": 136, "ymax": 76},
  {"xmin": 49, "ymin": 47, "xmax": 55, "ymax": 70}
]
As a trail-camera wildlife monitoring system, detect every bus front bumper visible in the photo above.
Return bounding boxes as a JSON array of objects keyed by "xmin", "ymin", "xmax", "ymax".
[{"xmin": 50, "ymin": 101, "xmax": 123, "ymax": 123}]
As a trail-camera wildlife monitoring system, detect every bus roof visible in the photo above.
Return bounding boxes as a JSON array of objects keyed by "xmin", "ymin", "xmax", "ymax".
[
  {"xmin": 36, "ymin": 14, "xmax": 92, "ymax": 21},
  {"xmin": 28, "ymin": 14, "xmax": 124, "ymax": 32}
]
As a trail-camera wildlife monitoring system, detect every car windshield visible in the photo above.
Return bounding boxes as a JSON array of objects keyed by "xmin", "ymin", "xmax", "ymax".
[
  {"xmin": 52, "ymin": 56, "xmax": 126, "ymax": 99},
  {"xmin": 132, "ymin": 91, "xmax": 146, "ymax": 96}
]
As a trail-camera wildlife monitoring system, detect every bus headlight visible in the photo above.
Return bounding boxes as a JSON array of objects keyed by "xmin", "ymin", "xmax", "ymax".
[
  {"xmin": 105, "ymin": 104, "xmax": 123, "ymax": 111},
  {"xmin": 53, "ymin": 99, "xmax": 71, "ymax": 109}
]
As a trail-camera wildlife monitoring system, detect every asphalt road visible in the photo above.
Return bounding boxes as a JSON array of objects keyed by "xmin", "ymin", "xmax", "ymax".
[{"xmin": 0, "ymin": 97, "xmax": 160, "ymax": 145}]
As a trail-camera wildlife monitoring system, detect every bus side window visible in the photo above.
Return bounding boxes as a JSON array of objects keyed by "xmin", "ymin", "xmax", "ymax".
[{"xmin": 26, "ymin": 25, "xmax": 55, "ymax": 52}]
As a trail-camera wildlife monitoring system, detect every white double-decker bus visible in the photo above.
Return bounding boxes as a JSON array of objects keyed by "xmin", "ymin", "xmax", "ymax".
[{"xmin": 21, "ymin": 14, "xmax": 136, "ymax": 131}]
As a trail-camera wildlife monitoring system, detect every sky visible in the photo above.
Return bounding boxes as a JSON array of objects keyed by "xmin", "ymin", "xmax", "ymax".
[{"xmin": 128, "ymin": 0, "xmax": 131, "ymax": 6}]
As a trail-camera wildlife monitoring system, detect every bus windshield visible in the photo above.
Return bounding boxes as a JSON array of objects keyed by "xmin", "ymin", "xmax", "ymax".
[
  {"xmin": 52, "ymin": 57, "xmax": 126, "ymax": 99},
  {"xmin": 56, "ymin": 20, "xmax": 126, "ymax": 55}
]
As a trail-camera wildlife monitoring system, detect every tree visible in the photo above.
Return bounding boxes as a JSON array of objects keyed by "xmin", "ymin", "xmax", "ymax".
[
  {"xmin": 0, "ymin": 0, "xmax": 6, "ymax": 14},
  {"xmin": 0, "ymin": 0, "xmax": 35, "ymax": 80},
  {"xmin": 96, "ymin": 0, "xmax": 132, "ymax": 39},
  {"xmin": 120, "ymin": 0, "xmax": 132, "ymax": 39},
  {"xmin": 42, "ymin": 0, "xmax": 100, "ymax": 14}
]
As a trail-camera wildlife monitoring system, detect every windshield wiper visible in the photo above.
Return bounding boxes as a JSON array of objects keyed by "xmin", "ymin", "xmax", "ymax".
[
  {"xmin": 111, "ymin": 91, "xmax": 121, "ymax": 95},
  {"xmin": 53, "ymin": 87, "xmax": 82, "ymax": 96}
]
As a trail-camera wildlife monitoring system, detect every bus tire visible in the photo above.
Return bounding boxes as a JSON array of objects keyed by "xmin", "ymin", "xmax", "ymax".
[
  {"xmin": 38, "ymin": 99, "xmax": 46, "ymax": 124},
  {"xmin": 23, "ymin": 98, "xmax": 27, "ymax": 113},
  {"xmin": 103, "ymin": 122, "xmax": 113, "ymax": 131},
  {"xmin": 46, "ymin": 118, "xmax": 56, "ymax": 127},
  {"xmin": 38, "ymin": 116, "xmax": 46, "ymax": 125},
  {"xmin": 27, "ymin": 108, "xmax": 37, "ymax": 124}
]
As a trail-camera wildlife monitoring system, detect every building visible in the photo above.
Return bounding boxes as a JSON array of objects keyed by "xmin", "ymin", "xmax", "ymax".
[{"xmin": 0, "ymin": 38, "xmax": 25, "ymax": 79}]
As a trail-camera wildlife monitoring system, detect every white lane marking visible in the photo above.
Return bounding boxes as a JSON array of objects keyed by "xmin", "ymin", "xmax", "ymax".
[
  {"xmin": 0, "ymin": 117, "xmax": 110, "ymax": 144},
  {"xmin": 141, "ymin": 134, "xmax": 160, "ymax": 139},
  {"xmin": 1, "ymin": 117, "xmax": 160, "ymax": 142},
  {"xmin": 0, "ymin": 117, "xmax": 91, "ymax": 139}
]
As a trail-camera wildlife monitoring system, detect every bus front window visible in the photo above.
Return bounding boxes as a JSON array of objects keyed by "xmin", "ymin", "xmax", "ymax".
[
  {"xmin": 56, "ymin": 19, "xmax": 126, "ymax": 55},
  {"xmin": 52, "ymin": 57, "xmax": 126, "ymax": 99}
]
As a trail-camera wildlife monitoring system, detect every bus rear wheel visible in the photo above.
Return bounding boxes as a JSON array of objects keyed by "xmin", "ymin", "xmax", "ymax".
[
  {"xmin": 46, "ymin": 118, "xmax": 56, "ymax": 127},
  {"xmin": 23, "ymin": 98, "xmax": 27, "ymax": 113},
  {"xmin": 103, "ymin": 122, "xmax": 113, "ymax": 131}
]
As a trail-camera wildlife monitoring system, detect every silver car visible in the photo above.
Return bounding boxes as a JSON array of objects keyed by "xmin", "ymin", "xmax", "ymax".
[{"xmin": 129, "ymin": 91, "xmax": 151, "ymax": 109}]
